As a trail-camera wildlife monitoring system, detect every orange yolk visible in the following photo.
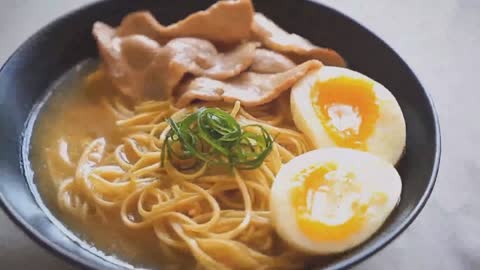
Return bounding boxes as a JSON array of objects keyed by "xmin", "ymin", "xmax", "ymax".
[
  {"xmin": 291, "ymin": 163, "xmax": 368, "ymax": 242},
  {"xmin": 311, "ymin": 77, "xmax": 379, "ymax": 150}
]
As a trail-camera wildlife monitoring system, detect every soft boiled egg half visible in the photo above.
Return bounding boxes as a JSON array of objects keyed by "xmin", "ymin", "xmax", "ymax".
[
  {"xmin": 270, "ymin": 148, "xmax": 401, "ymax": 254},
  {"xmin": 291, "ymin": 66, "xmax": 406, "ymax": 164}
]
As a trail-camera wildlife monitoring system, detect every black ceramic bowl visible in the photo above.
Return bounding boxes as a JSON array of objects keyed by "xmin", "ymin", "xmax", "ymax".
[{"xmin": 0, "ymin": 0, "xmax": 440, "ymax": 269}]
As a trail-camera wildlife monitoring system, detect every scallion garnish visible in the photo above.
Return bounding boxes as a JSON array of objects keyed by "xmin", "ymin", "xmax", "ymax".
[{"xmin": 161, "ymin": 107, "xmax": 273, "ymax": 171}]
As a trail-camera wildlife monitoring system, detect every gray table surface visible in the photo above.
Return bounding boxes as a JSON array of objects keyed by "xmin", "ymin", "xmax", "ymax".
[{"xmin": 1, "ymin": 0, "xmax": 479, "ymax": 269}]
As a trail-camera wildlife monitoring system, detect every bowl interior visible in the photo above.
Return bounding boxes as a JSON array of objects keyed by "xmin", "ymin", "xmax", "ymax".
[{"xmin": 0, "ymin": 0, "xmax": 439, "ymax": 269}]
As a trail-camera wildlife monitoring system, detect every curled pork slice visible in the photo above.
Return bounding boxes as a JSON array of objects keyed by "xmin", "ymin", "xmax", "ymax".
[
  {"xmin": 252, "ymin": 13, "xmax": 346, "ymax": 67},
  {"xmin": 175, "ymin": 60, "xmax": 322, "ymax": 107},
  {"xmin": 116, "ymin": 0, "xmax": 254, "ymax": 44},
  {"xmin": 93, "ymin": 23, "xmax": 167, "ymax": 98},
  {"xmin": 93, "ymin": 23, "xmax": 175, "ymax": 98},
  {"xmin": 93, "ymin": 23, "xmax": 257, "ymax": 99},
  {"xmin": 250, "ymin": 49, "xmax": 295, "ymax": 73},
  {"xmin": 166, "ymin": 38, "xmax": 258, "ymax": 80}
]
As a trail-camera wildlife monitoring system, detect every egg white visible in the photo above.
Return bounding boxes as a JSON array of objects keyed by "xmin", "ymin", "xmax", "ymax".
[
  {"xmin": 270, "ymin": 148, "xmax": 402, "ymax": 254},
  {"xmin": 291, "ymin": 66, "xmax": 406, "ymax": 164}
]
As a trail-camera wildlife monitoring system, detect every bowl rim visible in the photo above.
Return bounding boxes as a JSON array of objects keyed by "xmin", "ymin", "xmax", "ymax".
[{"xmin": 0, "ymin": 0, "xmax": 441, "ymax": 269}]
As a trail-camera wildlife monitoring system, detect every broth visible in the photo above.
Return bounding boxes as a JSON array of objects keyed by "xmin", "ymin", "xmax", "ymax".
[{"xmin": 30, "ymin": 60, "xmax": 195, "ymax": 269}]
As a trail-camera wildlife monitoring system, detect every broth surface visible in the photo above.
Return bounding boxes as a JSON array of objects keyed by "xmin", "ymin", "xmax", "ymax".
[{"xmin": 30, "ymin": 60, "xmax": 195, "ymax": 269}]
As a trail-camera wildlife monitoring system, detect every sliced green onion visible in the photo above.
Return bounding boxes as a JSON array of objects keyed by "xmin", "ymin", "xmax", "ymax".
[{"xmin": 160, "ymin": 107, "xmax": 273, "ymax": 171}]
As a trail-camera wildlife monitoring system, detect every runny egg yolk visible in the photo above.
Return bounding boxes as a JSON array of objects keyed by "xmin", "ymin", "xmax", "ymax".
[
  {"xmin": 311, "ymin": 77, "xmax": 379, "ymax": 150},
  {"xmin": 291, "ymin": 163, "xmax": 387, "ymax": 242}
]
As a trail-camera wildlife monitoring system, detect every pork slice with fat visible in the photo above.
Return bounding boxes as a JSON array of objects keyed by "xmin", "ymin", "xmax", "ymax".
[
  {"xmin": 252, "ymin": 13, "xmax": 346, "ymax": 67},
  {"xmin": 175, "ymin": 60, "xmax": 323, "ymax": 107}
]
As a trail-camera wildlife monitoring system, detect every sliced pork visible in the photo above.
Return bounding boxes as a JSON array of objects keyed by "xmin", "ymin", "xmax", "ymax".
[
  {"xmin": 93, "ymin": 23, "xmax": 257, "ymax": 99},
  {"xmin": 252, "ymin": 13, "xmax": 346, "ymax": 67},
  {"xmin": 175, "ymin": 60, "xmax": 322, "ymax": 107},
  {"xmin": 250, "ymin": 49, "xmax": 296, "ymax": 73},
  {"xmin": 116, "ymin": 0, "xmax": 254, "ymax": 44}
]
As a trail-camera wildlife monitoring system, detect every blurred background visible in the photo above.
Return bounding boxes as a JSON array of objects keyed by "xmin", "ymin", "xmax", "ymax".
[{"xmin": 0, "ymin": 0, "xmax": 479, "ymax": 269}]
